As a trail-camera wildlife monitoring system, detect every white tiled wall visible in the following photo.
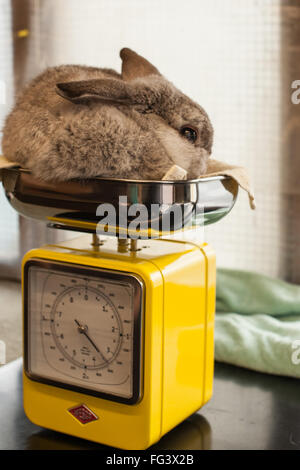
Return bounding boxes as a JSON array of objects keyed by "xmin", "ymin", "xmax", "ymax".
[{"xmin": 0, "ymin": 0, "xmax": 18, "ymax": 273}]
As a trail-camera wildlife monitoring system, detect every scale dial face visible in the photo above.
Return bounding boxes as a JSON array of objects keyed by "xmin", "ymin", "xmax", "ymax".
[{"xmin": 25, "ymin": 260, "xmax": 143, "ymax": 404}]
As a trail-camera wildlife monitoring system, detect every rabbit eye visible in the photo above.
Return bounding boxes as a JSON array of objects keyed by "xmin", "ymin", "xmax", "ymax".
[{"xmin": 180, "ymin": 126, "xmax": 198, "ymax": 143}]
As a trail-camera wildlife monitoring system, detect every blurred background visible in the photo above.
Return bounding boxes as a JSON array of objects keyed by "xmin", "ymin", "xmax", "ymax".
[{"xmin": 0, "ymin": 0, "xmax": 300, "ymax": 362}]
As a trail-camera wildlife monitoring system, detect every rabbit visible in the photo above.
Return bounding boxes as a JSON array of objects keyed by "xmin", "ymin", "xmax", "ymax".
[{"xmin": 2, "ymin": 48, "xmax": 213, "ymax": 182}]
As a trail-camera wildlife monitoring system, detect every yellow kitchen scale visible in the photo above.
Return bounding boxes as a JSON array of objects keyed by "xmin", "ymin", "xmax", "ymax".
[{"xmin": 1, "ymin": 166, "xmax": 237, "ymax": 449}]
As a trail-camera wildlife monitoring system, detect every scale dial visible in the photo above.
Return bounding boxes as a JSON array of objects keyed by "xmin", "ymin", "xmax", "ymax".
[
  {"xmin": 50, "ymin": 286, "xmax": 123, "ymax": 370},
  {"xmin": 25, "ymin": 260, "xmax": 143, "ymax": 403}
]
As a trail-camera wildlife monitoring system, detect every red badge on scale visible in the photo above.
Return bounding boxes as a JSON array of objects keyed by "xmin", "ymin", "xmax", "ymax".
[{"xmin": 68, "ymin": 404, "xmax": 99, "ymax": 424}]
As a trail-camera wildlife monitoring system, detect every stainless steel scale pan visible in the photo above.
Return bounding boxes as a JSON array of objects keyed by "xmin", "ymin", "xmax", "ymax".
[{"xmin": 1, "ymin": 166, "xmax": 238, "ymax": 235}]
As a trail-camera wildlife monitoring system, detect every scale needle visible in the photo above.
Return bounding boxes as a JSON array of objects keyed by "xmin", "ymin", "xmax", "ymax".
[{"xmin": 74, "ymin": 319, "xmax": 107, "ymax": 363}]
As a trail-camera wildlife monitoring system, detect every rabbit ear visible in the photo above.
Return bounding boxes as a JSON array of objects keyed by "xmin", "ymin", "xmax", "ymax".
[
  {"xmin": 56, "ymin": 78, "xmax": 134, "ymax": 104},
  {"xmin": 120, "ymin": 48, "xmax": 160, "ymax": 81}
]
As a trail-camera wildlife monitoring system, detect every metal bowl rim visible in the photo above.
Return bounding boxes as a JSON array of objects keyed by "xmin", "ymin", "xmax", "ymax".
[{"xmin": 3, "ymin": 166, "xmax": 230, "ymax": 186}]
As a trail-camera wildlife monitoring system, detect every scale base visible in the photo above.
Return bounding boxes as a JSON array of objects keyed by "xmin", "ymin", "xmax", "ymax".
[{"xmin": 22, "ymin": 235, "xmax": 215, "ymax": 449}]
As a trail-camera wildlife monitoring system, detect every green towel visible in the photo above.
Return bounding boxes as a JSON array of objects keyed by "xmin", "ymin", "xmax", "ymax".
[{"xmin": 215, "ymin": 269, "xmax": 300, "ymax": 378}]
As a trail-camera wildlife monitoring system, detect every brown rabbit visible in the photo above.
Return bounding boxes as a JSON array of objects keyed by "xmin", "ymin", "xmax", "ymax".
[{"xmin": 2, "ymin": 48, "xmax": 213, "ymax": 182}]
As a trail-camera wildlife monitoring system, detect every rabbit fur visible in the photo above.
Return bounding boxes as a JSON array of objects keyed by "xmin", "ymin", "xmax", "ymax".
[{"xmin": 2, "ymin": 48, "xmax": 213, "ymax": 182}]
